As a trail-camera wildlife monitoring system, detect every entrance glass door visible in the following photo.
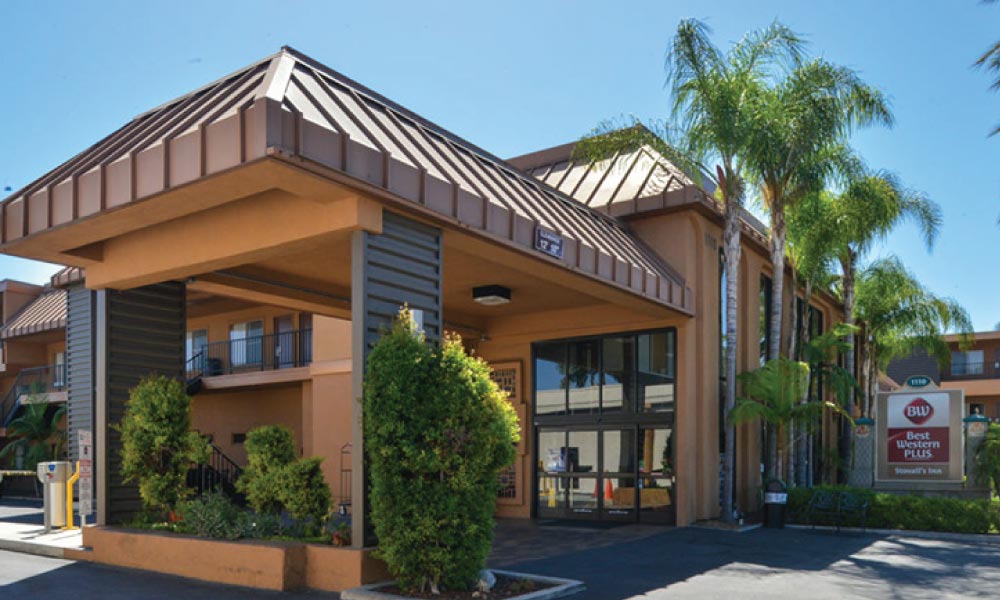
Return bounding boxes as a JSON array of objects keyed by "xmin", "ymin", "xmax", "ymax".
[{"xmin": 532, "ymin": 328, "xmax": 677, "ymax": 525}]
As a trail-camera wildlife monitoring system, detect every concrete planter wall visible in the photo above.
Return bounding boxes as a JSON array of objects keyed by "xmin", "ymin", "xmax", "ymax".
[{"xmin": 66, "ymin": 526, "xmax": 387, "ymax": 592}]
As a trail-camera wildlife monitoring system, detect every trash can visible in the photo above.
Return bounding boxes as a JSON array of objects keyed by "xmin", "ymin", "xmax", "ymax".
[
  {"xmin": 36, "ymin": 461, "xmax": 72, "ymax": 530},
  {"xmin": 764, "ymin": 479, "xmax": 788, "ymax": 529}
]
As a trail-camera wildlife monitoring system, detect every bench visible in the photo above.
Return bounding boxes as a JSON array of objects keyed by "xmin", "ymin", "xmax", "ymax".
[{"xmin": 806, "ymin": 490, "xmax": 869, "ymax": 532}]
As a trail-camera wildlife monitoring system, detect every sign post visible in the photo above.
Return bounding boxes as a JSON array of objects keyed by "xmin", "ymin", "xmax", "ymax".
[
  {"xmin": 875, "ymin": 378, "xmax": 964, "ymax": 487},
  {"xmin": 78, "ymin": 429, "xmax": 93, "ymax": 526}
]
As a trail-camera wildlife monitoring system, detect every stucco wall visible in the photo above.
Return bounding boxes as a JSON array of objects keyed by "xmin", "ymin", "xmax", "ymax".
[{"xmin": 191, "ymin": 384, "xmax": 304, "ymax": 465}]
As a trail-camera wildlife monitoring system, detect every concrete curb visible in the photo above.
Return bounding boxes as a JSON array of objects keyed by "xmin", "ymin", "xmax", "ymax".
[
  {"xmin": 0, "ymin": 538, "xmax": 66, "ymax": 559},
  {"xmin": 688, "ymin": 522, "xmax": 763, "ymax": 533},
  {"xmin": 787, "ymin": 524, "xmax": 1000, "ymax": 545},
  {"xmin": 341, "ymin": 569, "xmax": 585, "ymax": 600}
]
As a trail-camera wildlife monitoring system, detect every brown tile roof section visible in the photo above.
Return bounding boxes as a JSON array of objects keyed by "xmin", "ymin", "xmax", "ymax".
[
  {"xmin": 0, "ymin": 48, "xmax": 692, "ymax": 315},
  {"xmin": 2, "ymin": 288, "xmax": 67, "ymax": 339}
]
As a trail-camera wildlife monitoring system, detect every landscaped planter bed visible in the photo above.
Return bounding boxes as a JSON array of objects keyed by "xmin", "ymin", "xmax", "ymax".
[
  {"xmin": 67, "ymin": 526, "xmax": 387, "ymax": 592},
  {"xmin": 342, "ymin": 570, "xmax": 585, "ymax": 600}
]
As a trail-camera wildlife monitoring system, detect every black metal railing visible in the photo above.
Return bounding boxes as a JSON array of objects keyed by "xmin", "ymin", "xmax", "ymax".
[
  {"xmin": 942, "ymin": 361, "xmax": 1000, "ymax": 381},
  {"xmin": 187, "ymin": 444, "xmax": 245, "ymax": 502},
  {"xmin": 1, "ymin": 364, "xmax": 67, "ymax": 426},
  {"xmin": 185, "ymin": 329, "xmax": 312, "ymax": 380}
]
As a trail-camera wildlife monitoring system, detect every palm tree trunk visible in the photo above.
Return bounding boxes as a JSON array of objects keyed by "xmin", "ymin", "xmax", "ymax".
[
  {"xmin": 842, "ymin": 254, "xmax": 857, "ymax": 416},
  {"xmin": 795, "ymin": 293, "xmax": 813, "ymax": 487},
  {"xmin": 788, "ymin": 266, "xmax": 799, "ymax": 361},
  {"xmin": 769, "ymin": 207, "xmax": 786, "ymax": 362},
  {"xmin": 722, "ymin": 198, "xmax": 742, "ymax": 523}
]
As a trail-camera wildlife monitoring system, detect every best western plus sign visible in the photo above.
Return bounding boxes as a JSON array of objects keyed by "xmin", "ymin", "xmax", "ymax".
[{"xmin": 887, "ymin": 395, "xmax": 950, "ymax": 463}]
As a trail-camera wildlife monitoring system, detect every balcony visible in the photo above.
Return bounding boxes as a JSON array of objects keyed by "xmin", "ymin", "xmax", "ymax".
[
  {"xmin": 941, "ymin": 361, "xmax": 1000, "ymax": 381},
  {"xmin": 186, "ymin": 329, "xmax": 313, "ymax": 391},
  {"xmin": 1, "ymin": 363, "xmax": 67, "ymax": 426}
]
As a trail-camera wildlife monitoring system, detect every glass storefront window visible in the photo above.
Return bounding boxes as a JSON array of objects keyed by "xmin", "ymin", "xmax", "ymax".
[
  {"xmin": 567, "ymin": 431, "xmax": 598, "ymax": 475},
  {"xmin": 533, "ymin": 330, "xmax": 676, "ymax": 524},
  {"xmin": 638, "ymin": 332, "xmax": 675, "ymax": 413},
  {"xmin": 568, "ymin": 477, "xmax": 598, "ymax": 513},
  {"xmin": 538, "ymin": 430, "xmax": 566, "ymax": 474},
  {"xmin": 535, "ymin": 344, "xmax": 567, "ymax": 415},
  {"xmin": 537, "ymin": 475, "xmax": 567, "ymax": 510},
  {"xmin": 602, "ymin": 336, "xmax": 634, "ymax": 413},
  {"xmin": 602, "ymin": 430, "xmax": 636, "ymax": 474},
  {"xmin": 567, "ymin": 341, "xmax": 600, "ymax": 415},
  {"xmin": 602, "ymin": 477, "xmax": 636, "ymax": 515}
]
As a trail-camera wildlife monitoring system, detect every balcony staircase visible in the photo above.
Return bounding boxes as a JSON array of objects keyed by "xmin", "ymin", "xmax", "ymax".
[{"xmin": 187, "ymin": 443, "xmax": 245, "ymax": 504}]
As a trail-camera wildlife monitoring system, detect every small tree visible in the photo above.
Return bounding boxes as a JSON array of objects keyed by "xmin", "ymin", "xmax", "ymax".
[
  {"xmin": 279, "ymin": 457, "xmax": 331, "ymax": 536},
  {"xmin": 974, "ymin": 423, "xmax": 1000, "ymax": 496},
  {"xmin": 118, "ymin": 376, "xmax": 209, "ymax": 515},
  {"xmin": 365, "ymin": 309, "xmax": 519, "ymax": 594},
  {"xmin": 238, "ymin": 425, "xmax": 297, "ymax": 514}
]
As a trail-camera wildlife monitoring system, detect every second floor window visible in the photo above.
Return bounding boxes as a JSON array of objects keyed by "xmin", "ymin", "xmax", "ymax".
[
  {"xmin": 951, "ymin": 350, "xmax": 984, "ymax": 376},
  {"xmin": 230, "ymin": 320, "xmax": 264, "ymax": 366}
]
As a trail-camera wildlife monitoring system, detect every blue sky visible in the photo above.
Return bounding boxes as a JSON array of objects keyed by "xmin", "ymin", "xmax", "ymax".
[{"xmin": 1, "ymin": 1, "xmax": 997, "ymax": 330}]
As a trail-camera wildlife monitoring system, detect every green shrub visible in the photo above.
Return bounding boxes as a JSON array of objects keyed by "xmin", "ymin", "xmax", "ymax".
[
  {"xmin": 237, "ymin": 425, "xmax": 297, "ymax": 514},
  {"xmin": 365, "ymin": 309, "xmax": 520, "ymax": 594},
  {"xmin": 176, "ymin": 493, "xmax": 244, "ymax": 539},
  {"xmin": 974, "ymin": 423, "xmax": 1000, "ymax": 495},
  {"xmin": 237, "ymin": 424, "xmax": 332, "ymax": 536},
  {"xmin": 279, "ymin": 457, "xmax": 331, "ymax": 536},
  {"xmin": 788, "ymin": 485, "xmax": 1000, "ymax": 534},
  {"xmin": 117, "ymin": 376, "xmax": 209, "ymax": 515},
  {"xmin": 176, "ymin": 493, "xmax": 284, "ymax": 540}
]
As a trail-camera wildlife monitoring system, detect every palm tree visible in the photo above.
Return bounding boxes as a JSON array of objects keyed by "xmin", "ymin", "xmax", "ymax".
[
  {"xmin": 730, "ymin": 347, "xmax": 852, "ymax": 480},
  {"xmin": 827, "ymin": 171, "xmax": 942, "ymax": 417},
  {"xmin": 574, "ymin": 18, "xmax": 803, "ymax": 523},
  {"xmin": 975, "ymin": 0, "xmax": 1000, "ymax": 135},
  {"xmin": 748, "ymin": 60, "xmax": 892, "ymax": 364},
  {"xmin": 855, "ymin": 257, "xmax": 973, "ymax": 416},
  {"xmin": 0, "ymin": 403, "xmax": 66, "ymax": 472},
  {"xmin": 785, "ymin": 190, "xmax": 842, "ymax": 484}
]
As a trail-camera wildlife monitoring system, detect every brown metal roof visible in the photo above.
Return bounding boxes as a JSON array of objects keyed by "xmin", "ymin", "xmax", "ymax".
[
  {"xmin": 509, "ymin": 138, "xmax": 770, "ymax": 239},
  {"xmin": 2, "ymin": 288, "xmax": 67, "ymax": 339},
  {"xmin": 0, "ymin": 47, "xmax": 692, "ymax": 314}
]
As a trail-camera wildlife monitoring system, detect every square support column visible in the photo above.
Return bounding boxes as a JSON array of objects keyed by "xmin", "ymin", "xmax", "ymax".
[
  {"xmin": 350, "ymin": 212, "xmax": 443, "ymax": 548},
  {"xmin": 94, "ymin": 282, "xmax": 186, "ymax": 525}
]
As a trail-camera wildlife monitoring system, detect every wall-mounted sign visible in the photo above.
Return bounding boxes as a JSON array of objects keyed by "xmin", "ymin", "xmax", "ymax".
[
  {"xmin": 905, "ymin": 375, "xmax": 932, "ymax": 388},
  {"xmin": 876, "ymin": 385, "xmax": 964, "ymax": 484},
  {"xmin": 534, "ymin": 228, "xmax": 564, "ymax": 260},
  {"xmin": 78, "ymin": 429, "xmax": 93, "ymax": 516}
]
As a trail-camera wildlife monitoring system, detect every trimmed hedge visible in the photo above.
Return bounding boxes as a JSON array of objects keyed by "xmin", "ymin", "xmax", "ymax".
[{"xmin": 788, "ymin": 485, "xmax": 1000, "ymax": 534}]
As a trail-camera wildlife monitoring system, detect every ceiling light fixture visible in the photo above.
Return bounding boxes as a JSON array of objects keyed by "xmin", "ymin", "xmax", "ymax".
[{"xmin": 473, "ymin": 285, "xmax": 511, "ymax": 306}]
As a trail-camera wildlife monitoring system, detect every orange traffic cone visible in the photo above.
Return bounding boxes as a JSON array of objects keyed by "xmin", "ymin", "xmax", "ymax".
[
  {"xmin": 604, "ymin": 479, "xmax": 614, "ymax": 502},
  {"xmin": 592, "ymin": 479, "xmax": 599, "ymax": 498}
]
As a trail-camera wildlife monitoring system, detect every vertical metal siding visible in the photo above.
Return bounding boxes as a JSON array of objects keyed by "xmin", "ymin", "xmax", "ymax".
[
  {"xmin": 103, "ymin": 282, "xmax": 185, "ymax": 524},
  {"xmin": 362, "ymin": 211, "xmax": 442, "ymax": 349},
  {"xmin": 66, "ymin": 284, "xmax": 95, "ymax": 463}
]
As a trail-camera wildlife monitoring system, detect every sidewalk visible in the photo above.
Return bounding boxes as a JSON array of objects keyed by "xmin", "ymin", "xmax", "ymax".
[{"xmin": 0, "ymin": 498, "xmax": 84, "ymax": 558}]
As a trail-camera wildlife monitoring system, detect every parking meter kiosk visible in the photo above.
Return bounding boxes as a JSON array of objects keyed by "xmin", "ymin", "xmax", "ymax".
[{"xmin": 36, "ymin": 461, "xmax": 71, "ymax": 531}]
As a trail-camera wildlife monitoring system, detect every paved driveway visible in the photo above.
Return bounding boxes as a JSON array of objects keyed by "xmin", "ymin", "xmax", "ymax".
[
  {"xmin": 2, "ymin": 517, "xmax": 999, "ymax": 598},
  {"xmin": 489, "ymin": 521, "xmax": 1000, "ymax": 599}
]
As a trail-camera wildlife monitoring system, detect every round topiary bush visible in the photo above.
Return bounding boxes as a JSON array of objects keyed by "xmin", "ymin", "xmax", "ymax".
[{"xmin": 365, "ymin": 309, "xmax": 519, "ymax": 594}]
